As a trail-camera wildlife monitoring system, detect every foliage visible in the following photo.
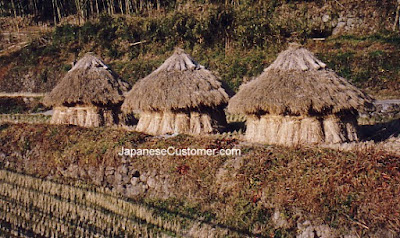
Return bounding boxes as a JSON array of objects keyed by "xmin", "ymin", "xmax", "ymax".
[
  {"xmin": 314, "ymin": 33, "xmax": 400, "ymax": 98},
  {"xmin": 0, "ymin": 1, "xmax": 399, "ymax": 97}
]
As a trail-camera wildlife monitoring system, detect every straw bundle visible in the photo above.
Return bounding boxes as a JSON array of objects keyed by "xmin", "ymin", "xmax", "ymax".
[
  {"xmin": 43, "ymin": 53, "xmax": 130, "ymax": 127},
  {"xmin": 228, "ymin": 44, "xmax": 374, "ymax": 145},
  {"xmin": 51, "ymin": 106, "xmax": 117, "ymax": 127},
  {"xmin": 122, "ymin": 48, "xmax": 230, "ymax": 135},
  {"xmin": 245, "ymin": 114, "xmax": 359, "ymax": 145},
  {"xmin": 135, "ymin": 110, "xmax": 226, "ymax": 135},
  {"xmin": 0, "ymin": 169, "xmax": 243, "ymax": 237}
]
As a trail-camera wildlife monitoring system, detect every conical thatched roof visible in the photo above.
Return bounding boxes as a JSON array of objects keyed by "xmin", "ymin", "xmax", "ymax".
[
  {"xmin": 43, "ymin": 53, "xmax": 130, "ymax": 107},
  {"xmin": 228, "ymin": 44, "xmax": 374, "ymax": 116},
  {"xmin": 122, "ymin": 48, "xmax": 230, "ymax": 112}
]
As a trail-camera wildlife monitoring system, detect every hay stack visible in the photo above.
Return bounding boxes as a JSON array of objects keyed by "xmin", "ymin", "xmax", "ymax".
[
  {"xmin": 228, "ymin": 43, "xmax": 374, "ymax": 146},
  {"xmin": 43, "ymin": 53, "xmax": 130, "ymax": 127},
  {"xmin": 122, "ymin": 48, "xmax": 230, "ymax": 135}
]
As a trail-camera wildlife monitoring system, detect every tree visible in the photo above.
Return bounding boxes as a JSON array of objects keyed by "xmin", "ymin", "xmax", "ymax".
[
  {"xmin": 394, "ymin": 0, "xmax": 400, "ymax": 31},
  {"xmin": 10, "ymin": 0, "xmax": 19, "ymax": 31}
]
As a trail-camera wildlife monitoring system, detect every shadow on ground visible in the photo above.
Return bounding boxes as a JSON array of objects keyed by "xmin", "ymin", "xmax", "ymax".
[{"xmin": 360, "ymin": 118, "xmax": 400, "ymax": 142}]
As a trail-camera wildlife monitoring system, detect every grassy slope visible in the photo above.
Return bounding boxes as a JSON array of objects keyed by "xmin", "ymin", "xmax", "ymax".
[
  {"xmin": 309, "ymin": 35, "xmax": 400, "ymax": 99},
  {"xmin": 0, "ymin": 1, "xmax": 399, "ymax": 98},
  {"xmin": 0, "ymin": 123, "xmax": 399, "ymax": 236}
]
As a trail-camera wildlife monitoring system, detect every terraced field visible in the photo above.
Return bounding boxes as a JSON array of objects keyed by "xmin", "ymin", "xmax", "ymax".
[
  {"xmin": 0, "ymin": 170, "xmax": 248, "ymax": 238},
  {"xmin": 0, "ymin": 114, "xmax": 51, "ymax": 124}
]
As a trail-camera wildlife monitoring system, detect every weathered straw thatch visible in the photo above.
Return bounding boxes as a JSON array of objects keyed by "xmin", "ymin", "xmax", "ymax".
[
  {"xmin": 228, "ymin": 43, "xmax": 374, "ymax": 145},
  {"xmin": 43, "ymin": 53, "xmax": 130, "ymax": 127},
  {"xmin": 122, "ymin": 48, "xmax": 230, "ymax": 135}
]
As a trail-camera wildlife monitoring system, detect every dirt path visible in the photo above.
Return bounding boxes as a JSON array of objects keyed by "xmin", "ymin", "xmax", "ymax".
[
  {"xmin": 375, "ymin": 99, "xmax": 400, "ymax": 105},
  {"xmin": 0, "ymin": 92, "xmax": 45, "ymax": 97},
  {"xmin": 373, "ymin": 99, "xmax": 400, "ymax": 114},
  {"xmin": 0, "ymin": 41, "xmax": 29, "ymax": 57},
  {"xmin": 0, "ymin": 28, "xmax": 50, "ymax": 57}
]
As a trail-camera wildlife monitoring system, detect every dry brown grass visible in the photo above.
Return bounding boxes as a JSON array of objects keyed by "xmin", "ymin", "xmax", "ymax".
[
  {"xmin": 135, "ymin": 110, "xmax": 227, "ymax": 135},
  {"xmin": 228, "ymin": 44, "xmax": 375, "ymax": 146},
  {"xmin": 228, "ymin": 44, "xmax": 373, "ymax": 116},
  {"xmin": 50, "ymin": 106, "xmax": 118, "ymax": 127},
  {"xmin": 122, "ymin": 48, "xmax": 230, "ymax": 135},
  {"xmin": 122, "ymin": 48, "xmax": 230, "ymax": 112},
  {"xmin": 0, "ymin": 123, "xmax": 399, "ymax": 236},
  {"xmin": 43, "ymin": 53, "xmax": 130, "ymax": 107},
  {"xmin": 244, "ymin": 114, "xmax": 359, "ymax": 146}
]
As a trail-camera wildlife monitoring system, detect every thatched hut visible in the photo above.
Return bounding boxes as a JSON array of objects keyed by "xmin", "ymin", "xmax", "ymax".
[
  {"xmin": 43, "ymin": 53, "xmax": 130, "ymax": 127},
  {"xmin": 122, "ymin": 48, "xmax": 230, "ymax": 135},
  {"xmin": 228, "ymin": 44, "xmax": 374, "ymax": 146}
]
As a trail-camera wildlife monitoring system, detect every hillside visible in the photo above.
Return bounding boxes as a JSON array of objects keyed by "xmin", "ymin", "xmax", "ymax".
[
  {"xmin": 1, "ymin": 123, "xmax": 400, "ymax": 237},
  {"xmin": 0, "ymin": 0, "xmax": 400, "ymax": 98}
]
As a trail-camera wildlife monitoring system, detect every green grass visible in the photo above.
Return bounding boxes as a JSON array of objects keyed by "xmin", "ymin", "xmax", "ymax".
[
  {"xmin": 310, "ymin": 33, "xmax": 400, "ymax": 98},
  {"xmin": 2, "ymin": 11, "xmax": 400, "ymax": 97}
]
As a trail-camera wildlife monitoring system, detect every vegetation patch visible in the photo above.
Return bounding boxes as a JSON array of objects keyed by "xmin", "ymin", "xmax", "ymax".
[
  {"xmin": 1, "ymin": 1, "xmax": 399, "ymax": 97},
  {"xmin": 0, "ymin": 124, "xmax": 399, "ymax": 236}
]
